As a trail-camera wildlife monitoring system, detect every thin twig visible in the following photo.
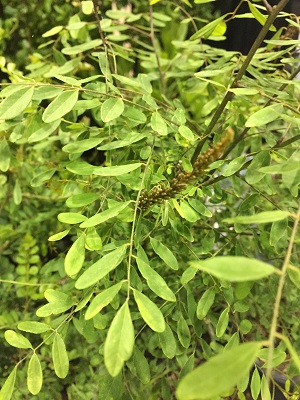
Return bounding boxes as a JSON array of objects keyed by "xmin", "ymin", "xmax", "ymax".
[
  {"xmin": 262, "ymin": 0, "xmax": 273, "ymax": 15},
  {"xmin": 265, "ymin": 205, "xmax": 300, "ymax": 387}
]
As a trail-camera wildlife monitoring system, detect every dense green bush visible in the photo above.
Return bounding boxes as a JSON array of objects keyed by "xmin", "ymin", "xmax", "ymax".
[{"xmin": 0, "ymin": 0, "xmax": 300, "ymax": 399}]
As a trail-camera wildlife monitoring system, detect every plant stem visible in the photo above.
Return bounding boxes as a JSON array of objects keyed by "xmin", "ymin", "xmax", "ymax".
[{"xmin": 265, "ymin": 204, "xmax": 300, "ymax": 386}]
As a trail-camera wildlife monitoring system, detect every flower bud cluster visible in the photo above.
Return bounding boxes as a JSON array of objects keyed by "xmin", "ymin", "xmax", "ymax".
[{"xmin": 138, "ymin": 128, "xmax": 234, "ymax": 211}]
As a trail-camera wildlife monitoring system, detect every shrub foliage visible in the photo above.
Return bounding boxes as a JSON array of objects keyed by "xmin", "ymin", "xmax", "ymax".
[{"xmin": 0, "ymin": 0, "xmax": 300, "ymax": 399}]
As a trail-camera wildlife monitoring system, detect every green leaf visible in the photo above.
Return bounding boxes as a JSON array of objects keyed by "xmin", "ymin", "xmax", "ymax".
[
  {"xmin": 66, "ymin": 160, "xmax": 95, "ymax": 175},
  {"xmin": 18, "ymin": 321, "xmax": 51, "ymax": 334},
  {"xmin": 245, "ymin": 104, "xmax": 283, "ymax": 127},
  {"xmin": 177, "ymin": 314, "xmax": 191, "ymax": 348},
  {"xmin": 85, "ymin": 282, "xmax": 123, "ymax": 320},
  {"xmin": 62, "ymin": 39, "xmax": 102, "ymax": 55},
  {"xmin": 270, "ymin": 218, "xmax": 287, "ymax": 247},
  {"xmin": 4, "ymin": 330, "xmax": 32, "ymax": 349},
  {"xmin": 159, "ymin": 324, "xmax": 177, "ymax": 358},
  {"xmin": 104, "ymin": 302, "xmax": 134, "ymax": 377},
  {"xmin": 42, "ymin": 25, "xmax": 64, "ymax": 37},
  {"xmin": 175, "ymin": 200, "xmax": 200, "ymax": 222},
  {"xmin": 27, "ymin": 353, "xmax": 43, "ymax": 395},
  {"xmin": 80, "ymin": 202, "xmax": 132, "ymax": 228},
  {"xmin": 222, "ymin": 156, "xmax": 247, "ymax": 177},
  {"xmin": 101, "ymin": 98, "xmax": 125, "ymax": 122},
  {"xmin": 188, "ymin": 199, "xmax": 212, "ymax": 218},
  {"xmin": 93, "ymin": 163, "xmax": 142, "ymax": 176},
  {"xmin": 133, "ymin": 348, "xmax": 150, "ymax": 384},
  {"xmin": 52, "ymin": 333, "xmax": 69, "ymax": 379},
  {"xmin": 181, "ymin": 266, "xmax": 198, "ymax": 285},
  {"xmin": 251, "ymin": 367, "xmax": 261, "ymax": 400},
  {"xmin": 248, "ymin": 1, "xmax": 276, "ymax": 31},
  {"xmin": 75, "ymin": 245, "xmax": 127, "ymax": 289},
  {"xmin": 0, "ymin": 367, "xmax": 17, "ymax": 400},
  {"xmin": 30, "ymin": 169, "xmax": 56, "ymax": 187},
  {"xmin": 62, "ymin": 138, "xmax": 104, "ymax": 153},
  {"xmin": 133, "ymin": 290, "xmax": 165, "ymax": 332},
  {"xmin": 28, "ymin": 119, "xmax": 61, "ymax": 143},
  {"xmin": 196, "ymin": 287, "xmax": 215, "ymax": 320},
  {"xmin": 48, "ymin": 229, "xmax": 70, "ymax": 242},
  {"xmin": 65, "ymin": 233, "xmax": 86, "ymax": 277},
  {"xmin": 0, "ymin": 138, "xmax": 11, "ymax": 172},
  {"xmin": 223, "ymin": 210, "xmax": 290, "ymax": 224},
  {"xmin": 66, "ymin": 193, "xmax": 99, "ymax": 208},
  {"xmin": 13, "ymin": 179, "xmax": 22, "ymax": 205},
  {"xmin": 176, "ymin": 342, "xmax": 262, "ymax": 399},
  {"xmin": 136, "ymin": 257, "xmax": 176, "ymax": 302},
  {"xmin": 36, "ymin": 290, "xmax": 74, "ymax": 317},
  {"xmin": 42, "ymin": 90, "xmax": 79, "ymax": 123},
  {"xmin": 151, "ymin": 111, "xmax": 168, "ymax": 136},
  {"xmin": 85, "ymin": 227, "xmax": 102, "ymax": 251},
  {"xmin": 216, "ymin": 308, "xmax": 229, "ymax": 338},
  {"xmin": 0, "ymin": 86, "xmax": 34, "ymax": 120},
  {"xmin": 58, "ymin": 213, "xmax": 87, "ymax": 224},
  {"xmin": 190, "ymin": 257, "xmax": 276, "ymax": 282},
  {"xmin": 150, "ymin": 237, "xmax": 179, "ymax": 270},
  {"xmin": 190, "ymin": 15, "xmax": 226, "ymax": 40},
  {"xmin": 259, "ymin": 162, "xmax": 300, "ymax": 174},
  {"xmin": 98, "ymin": 132, "xmax": 146, "ymax": 150},
  {"xmin": 32, "ymin": 86, "xmax": 64, "ymax": 100},
  {"xmin": 178, "ymin": 125, "xmax": 194, "ymax": 141}
]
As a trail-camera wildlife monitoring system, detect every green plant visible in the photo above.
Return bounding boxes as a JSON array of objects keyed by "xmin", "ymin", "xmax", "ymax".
[{"xmin": 0, "ymin": 0, "xmax": 300, "ymax": 399}]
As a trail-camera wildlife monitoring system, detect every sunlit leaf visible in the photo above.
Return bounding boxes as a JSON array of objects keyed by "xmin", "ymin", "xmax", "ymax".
[
  {"xmin": 223, "ymin": 211, "xmax": 290, "ymax": 224},
  {"xmin": 75, "ymin": 245, "xmax": 127, "ymax": 289},
  {"xmin": 58, "ymin": 213, "xmax": 87, "ymax": 224},
  {"xmin": 176, "ymin": 342, "xmax": 262, "ymax": 399},
  {"xmin": 65, "ymin": 233, "xmax": 86, "ymax": 277},
  {"xmin": 101, "ymin": 98, "xmax": 124, "ymax": 122},
  {"xmin": 52, "ymin": 333, "xmax": 69, "ymax": 379},
  {"xmin": 85, "ymin": 282, "xmax": 123, "ymax": 320},
  {"xmin": 66, "ymin": 193, "xmax": 99, "ymax": 208},
  {"xmin": 104, "ymin": 302, "xmax": 134, "ymax": 377},
  {"xmin": 245, "ymin": 104, "xmax": 283, "ymax": 127},
  {"xmin": 42, "ymin": 25, "xmax": 64, "ymax": 37},
  {"xmin": 62, "ymin": 138, "xmax": 104, "ymax": 153},
  {"xmin": 133, "ymin": 290, "xmax": 165, "ymax": 332},
  {"xmin": 62, "ymin": 39, "xmax": 102, "ymax": 55},
  {"xmin": 42, "ymin": 90, "xmax": 79, "ymax": 123},
  {"xmin": 136, "ymin": 257, "xmax": 176, "ymax": 302},
  {"xmin": 48, "ymin": 229, "xmax": 70, "ymax": 242},
  {"xmin": 190, "ymin": 257, "xmax": 276, "ymax": 282},
  {"xmin": 150, "ymin": 237, "xmax": 179, "ymax": 270},
  {"xmin": 18, "ymin": 321, "xmax": 51, "ymax": 334},
  {"xmin": 85, "ymin": 227, "xmax": 102, "ymax": 251},
  {"xmin": 27, "ymin": 353, "xmax": 43, "ymax": 395},
  {"xmin": 0, "ymin": 367, "xmax": 17, "ymax": 400},
  {"xmin": 80, "ymin": 202, "xmax": 132, "ymax": 228},
  {"xmin": 93, "ymin": 163, "xmax": 142, "ymax": 176},
  {"xmin": 4, "ymin": 330, "xmax": 32, "ymax": 349},
  {"xmin": 0, "ymin": 86, "xmax": 34, "ymax": 120},
  {"xmin": 151, "ymin": 111, "xmax": 168, "ymax": 136}
]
